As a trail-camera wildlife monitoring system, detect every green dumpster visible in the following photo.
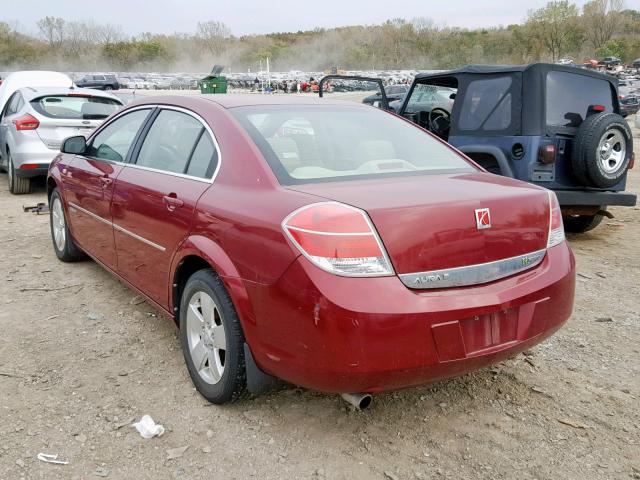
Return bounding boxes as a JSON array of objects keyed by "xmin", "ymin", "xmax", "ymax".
[{"xmin": 200, "ymin": 65, "xmax": 227, "ymax": 94}]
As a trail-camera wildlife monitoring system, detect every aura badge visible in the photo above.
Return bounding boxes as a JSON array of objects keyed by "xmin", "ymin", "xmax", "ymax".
[{"xmin": 475, "ymin": 208, "xmax": 491, "ymax": 230}]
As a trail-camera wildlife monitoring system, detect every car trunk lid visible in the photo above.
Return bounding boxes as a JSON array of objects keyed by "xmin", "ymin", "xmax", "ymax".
[
  {"xmin": 35, "ymin": 117, "xmax": 101, "ymax": 150},
  {"xmin": 286, "ymin": 173, "xmax": 550, "ymax": 276}
]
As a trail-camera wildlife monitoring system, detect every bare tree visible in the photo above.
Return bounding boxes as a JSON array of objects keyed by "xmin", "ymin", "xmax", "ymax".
[
  {"xmin": 526, "ymin": 1, "xmax": 583, "ymax": 61},
  {"xmin": 196, "ymin": 21, "xmax": 232, "ymax": 55},
  {"xmin": 94, "ymin": 23, "xmax": 124, "ymax": 45},
  {"xmin": 37, "ymin": 16, "xmax": 65, "ymax": 48},
  {"xmin": 582, "ymin": 0, "xmax": 625, "ymax": 49}
]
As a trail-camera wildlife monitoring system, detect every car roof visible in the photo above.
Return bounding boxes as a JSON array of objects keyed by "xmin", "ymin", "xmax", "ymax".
[
  {"xmin": 414, "ymin": 62, "xmax": 617, "ymax": 84},
  {"xmin": 0, "ymin": 71, "xmax": 73, "ymax": 110},
  {"xmin": 130, "ymin": 94, "xmax": 370, "ymax": 110},
  {"xmin": 17, "ymin": 86, "xmax": 123, "ymax": 103}
]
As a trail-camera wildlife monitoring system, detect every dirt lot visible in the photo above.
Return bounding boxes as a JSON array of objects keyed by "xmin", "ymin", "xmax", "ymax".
[{"xmin": 0, "ymin": 123, "xmax": 638, "ymax": 480}]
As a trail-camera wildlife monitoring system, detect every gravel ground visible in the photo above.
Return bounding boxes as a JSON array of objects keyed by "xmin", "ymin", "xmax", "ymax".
[{"xmin": 0, "ymin": 121, "xmax": 638, "ymax": 480}]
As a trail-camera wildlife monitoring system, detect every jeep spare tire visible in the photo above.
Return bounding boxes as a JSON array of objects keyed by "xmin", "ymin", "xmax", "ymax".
[{"xmin": 572, "ymin": 112, "xmax": 633, "ymax": 188}]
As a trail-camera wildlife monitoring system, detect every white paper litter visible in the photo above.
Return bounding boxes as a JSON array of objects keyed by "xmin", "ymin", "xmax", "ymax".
[
  {"xmin": 37, "ymin": 453, "xmax": 69, "ymax": 465},
  {"xmin": 132, "ymin": 415, "xmax": 165, "ymax": 439}
]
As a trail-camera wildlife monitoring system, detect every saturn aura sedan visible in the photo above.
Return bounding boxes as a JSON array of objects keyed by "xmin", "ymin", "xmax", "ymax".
[{"xmin": 47, "ymin": 95, "xmax": 575, "ymax": 407}]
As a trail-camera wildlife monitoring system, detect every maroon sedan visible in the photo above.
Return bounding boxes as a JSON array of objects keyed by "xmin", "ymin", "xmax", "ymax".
[{"xmin": 48, "ymin": 95, "xmax": 575, "ymax": 408}]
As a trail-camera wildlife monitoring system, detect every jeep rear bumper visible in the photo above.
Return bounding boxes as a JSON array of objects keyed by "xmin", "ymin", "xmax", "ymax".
[{"xmin": 555, "ymin": 190, "xmax": 637, "ymax": 207}]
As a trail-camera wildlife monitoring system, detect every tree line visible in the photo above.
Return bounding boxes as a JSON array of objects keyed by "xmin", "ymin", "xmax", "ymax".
[{"xmin": 0, "ymin": 0, "xmax": 638, "ymax": 73}]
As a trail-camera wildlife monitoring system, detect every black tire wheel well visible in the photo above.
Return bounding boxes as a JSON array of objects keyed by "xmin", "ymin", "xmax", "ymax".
[
  {"xmin": 172, "ymin": 255, "xmax": 215, "ymax": 325},
  {"xmin": 47, "ymin": 177, "xmax": 57, "ymax": 201},
  {"xmin": 179, "ymin": 267, "xmax": 249, "ymax": 403}
]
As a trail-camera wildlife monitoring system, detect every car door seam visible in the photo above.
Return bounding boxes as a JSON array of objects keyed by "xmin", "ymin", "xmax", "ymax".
[{"xmin": 68, "ymin": 201, "xmax": 166, "ymax": 252}]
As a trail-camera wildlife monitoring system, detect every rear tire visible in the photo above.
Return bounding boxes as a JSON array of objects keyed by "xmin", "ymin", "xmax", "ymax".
[
  {"xmin": 8, "ymin": 153, "xmax": 31, "ymax": 194},
  {"xmin": 562, "ymin": 213, "xmax": 604, "ymax": 233},
  {"xmin": 50, "ymin": 188, "xmax": 84, "ymax": 261},
  {"xmin": 571, "ymin": 113, "xmax": 632, "ymax": 188},
  {"xmin": 180, "ymin": 269, "xmax": 247, "ymax": 404}
]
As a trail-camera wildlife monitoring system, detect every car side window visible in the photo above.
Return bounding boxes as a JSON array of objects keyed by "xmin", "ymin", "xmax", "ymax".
[
  {"xmin": 4, "ymin": 92, "xmax": 23, "ymax": 117},
  {"xmin": 135, "ymin": 110, "xmax": 205, "ymax": 175},
  {"xmin": 86, "ymin": 109, "xmax": 151, "ymax": 162},
  {"xmin": 186, "ymin": 133, "xmax": 217, "ymax": 178},
  {"xmin": 459, "ymin": 77, "xmax": 512, "ymax": 130}
]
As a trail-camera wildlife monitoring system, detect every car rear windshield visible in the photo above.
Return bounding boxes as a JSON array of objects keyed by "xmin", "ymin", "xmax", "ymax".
[
  {"xmin": 546, "ymin": 71, "xmax": 615, "ymax": 127},
  {"xmin": 231, "ymin": 105, "xmax": 474, "ymax": 184},
  {"xmin": 30, "ymin": 95, "xmax": 121, "ymax": 120}
]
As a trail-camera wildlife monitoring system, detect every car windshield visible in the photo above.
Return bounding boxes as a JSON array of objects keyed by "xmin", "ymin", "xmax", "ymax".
[
  {"xmin": 405, "ymin": 84, "xmax": 456, "ymax": 114},
  {"xmin": 31, "ymin": 95, "xmax": 121, "ymax": 120},
  {"xmin": 231, "ymin": 105, "xmax": 474, "ymax": 184}
]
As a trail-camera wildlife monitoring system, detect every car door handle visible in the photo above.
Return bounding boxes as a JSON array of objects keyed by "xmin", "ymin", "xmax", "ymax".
[
  {"xmin": 163, "ymin": 194, "xmax": 184, "ymax": 210},
  {"xmin": 99, "ymin": 177, "xmax": 113, "ymax": 188}
]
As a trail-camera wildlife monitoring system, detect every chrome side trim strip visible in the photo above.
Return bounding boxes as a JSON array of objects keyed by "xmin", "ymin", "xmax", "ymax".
[
  {"xmin": 68, "ymin": 201, "xmax": 111, "ymax": 226},
  {"xmin": 68, "ymin": 202, "xmax": 166, "ymax": 252},
  {"xmin": 112, "ymin": 223, "xmax": 166, "ymax": 252},
  {"xmin": 398, "ymin": 249, "xmax": 547, "ymax": 289}
]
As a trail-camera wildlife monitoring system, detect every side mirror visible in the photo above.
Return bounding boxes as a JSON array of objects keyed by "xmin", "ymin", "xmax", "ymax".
[{"xmin": 61, "ymin": 135, "xmax": 86, "ymax": 154}]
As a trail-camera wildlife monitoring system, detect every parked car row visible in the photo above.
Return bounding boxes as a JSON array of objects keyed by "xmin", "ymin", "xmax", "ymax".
[{"xmin": 72, "ymin": 72, "xmax": 202, "ymax": 91}]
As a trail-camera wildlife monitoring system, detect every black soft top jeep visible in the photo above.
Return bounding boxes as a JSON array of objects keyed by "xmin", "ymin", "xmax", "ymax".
[{"xmin": 320, "ymin": 63, "xmax": 636, "ymax": 232}]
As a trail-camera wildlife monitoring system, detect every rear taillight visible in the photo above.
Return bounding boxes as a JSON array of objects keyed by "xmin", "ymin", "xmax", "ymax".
[
  {"xmin": 538, "ymin": 144, "xmax": 556, "ymax": 164},
  {"xmin": 19, "ymin": 164, "xmax": 40, "ymax": 170},
  {"xmin": 547, "ymin": 191, "xmax": 565, "ymax": 248},
  {"xmin": 13, "ymin": 114, "xmax": 39, "ymax": 131},
  {"xmin": 282, "ymin": 202, "xmax": 394, "ymax": 277}
]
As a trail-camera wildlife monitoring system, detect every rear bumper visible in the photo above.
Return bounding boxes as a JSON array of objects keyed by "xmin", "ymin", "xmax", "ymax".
[
  {"xmin": 241, "ymin": 242, "xmax": 575, "ymax": 393},
  {"xmin": 555, "ymin": 189, "xmax": 637, "ymax": 207},
  {"xmin": 15, "ymin": 166, "xmax": 49, "ymax": 178}
]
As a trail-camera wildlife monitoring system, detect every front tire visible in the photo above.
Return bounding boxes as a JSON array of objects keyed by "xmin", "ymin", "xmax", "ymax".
[
  {"xmin": 49, "ymin": 188, "xmax": 84, "ymax": 261},
  {"xmin": 180, "ymin": 269, "xmax": 247, "ymax": 404},
  {"xmin": 8, "ymin": 153, "xmax": 31, "ymax": 194}
]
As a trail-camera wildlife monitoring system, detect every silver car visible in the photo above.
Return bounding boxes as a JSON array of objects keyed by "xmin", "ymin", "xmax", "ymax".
[{"xmin": 0, "ymin": 87, "xmax": 123, "ymax": 194}]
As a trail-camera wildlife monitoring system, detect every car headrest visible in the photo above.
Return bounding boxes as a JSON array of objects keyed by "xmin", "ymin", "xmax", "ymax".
[{"xmin": 266, "ymin": 137, "xmax": 301, "ymax": 172}]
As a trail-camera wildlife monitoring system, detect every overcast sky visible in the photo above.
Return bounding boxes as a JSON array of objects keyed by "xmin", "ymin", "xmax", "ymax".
[{"xmin": 3, "ymin": 0, "xmax": 631, "ymax": 36}]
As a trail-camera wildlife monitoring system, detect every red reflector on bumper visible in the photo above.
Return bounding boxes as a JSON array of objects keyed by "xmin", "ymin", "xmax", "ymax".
[{"xmin": 20, "ymin": 164, "xmax": 41, "ymax": 170}]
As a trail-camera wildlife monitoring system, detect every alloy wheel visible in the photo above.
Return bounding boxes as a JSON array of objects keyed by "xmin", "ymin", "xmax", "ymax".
[
  {"xmin": 598, "ymin": 129, "xmax": 626, "ymax": 174},
  {"xmin": 51, "ymin": 197, "xmax": 66, "ymax": 252},
  {"xmin": 185, "ymin": 290, "xmax": 227, "ymax": 385}
]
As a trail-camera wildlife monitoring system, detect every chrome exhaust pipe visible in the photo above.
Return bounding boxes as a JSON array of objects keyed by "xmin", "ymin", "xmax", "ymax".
[{"xmin": 340, "ymin": 393, "xmax": 373, "ymax": 410}]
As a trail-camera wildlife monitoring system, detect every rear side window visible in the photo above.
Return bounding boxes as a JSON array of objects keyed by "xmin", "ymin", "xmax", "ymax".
[
  {"xmin": 459, "ymin": 77, "xmax": 512, "ymax": 130},
  {"xmin": 546, "ymin": 71, "xmax": 615, "ymax": 127},
  {"xmin": 4, "ymin": 92, "xmax": 23, "ymax": 116},
  {"xmin": 86, "ymin": 109, "xmax": 151, "ymax": 162},
  {"xmin": 30, "ymin": 95, "xmax": 121, "ymax": 120},
  {"xmin": 186, "ymin": 133, "xmax": 217, "ymax": 178},
  {"xmin": 135, "ymin": 110, "xmax": 205, "ymax": 175}
]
